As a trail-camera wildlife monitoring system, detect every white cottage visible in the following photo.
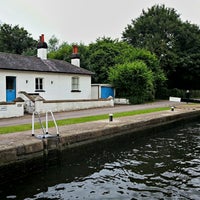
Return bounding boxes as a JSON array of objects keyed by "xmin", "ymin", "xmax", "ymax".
[
  {"xmin": 0, "ymin": 34, "xmax": 94, "ymax": 103},
  {"xmin": 0, "ymin": 35, "xmax": 113, "ymax": 118}
]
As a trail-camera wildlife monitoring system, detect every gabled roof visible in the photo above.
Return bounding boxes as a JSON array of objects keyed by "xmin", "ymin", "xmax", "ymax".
[{"xmin": 0, "ymin": 52, "xmax": 94, "ymax": 75}]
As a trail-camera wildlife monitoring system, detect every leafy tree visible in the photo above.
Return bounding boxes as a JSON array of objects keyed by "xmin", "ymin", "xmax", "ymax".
[
  {"xmin": 48, "ymin": 42, "xmax": 90, "ymax": 69},
  {"xmin": 0, "ymin": 23, "xmax": 37, "ymax": 55},
  {"xmin": 48, "ymin": 35, "xmax": 59, "ymax": 52},
  {"xmin": 88, "ymin": 37, "xmax": 166, "ymax": 96},
  {"xmin": 122, "ymin": 4, "xmax": 181, "ymax": 78},
  {"xmin": 87, "ymin": 37, "xmax": 122, "ymax": 83},
  {"xmin": 122, "ymin": 4, "xmax": 200, "ymax": 89},
  {"xmin": 109, "ymin": 61, "xmax": 154, "ymax": 104},
  {"xmin": 122, "ymin": 5, "xmax": 181, "ymax": 60},
  {"xmin": 115, "ymin": 47, "xmax": 166, "ymax": 96},
  {"xmin": 22, "ymin": 48, "xmax": 37, "ymax": 56},
  {"xmin": 48, "ymin": 42, "xmax": 72, "ymax": 61},
  {"xmin": 170, "ymin": 22, "xmax": 200, "ymax": 89}
]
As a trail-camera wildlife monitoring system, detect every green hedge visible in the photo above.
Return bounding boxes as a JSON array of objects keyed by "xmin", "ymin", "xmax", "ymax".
[{"xmin": 156, "ymin": 88, "xmax": 200, "ymax": 99}]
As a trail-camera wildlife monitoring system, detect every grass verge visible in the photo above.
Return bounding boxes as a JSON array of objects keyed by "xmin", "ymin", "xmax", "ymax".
[{"xmin": 0, "ymin": 107, "xmax": 169, "ymax": 134}]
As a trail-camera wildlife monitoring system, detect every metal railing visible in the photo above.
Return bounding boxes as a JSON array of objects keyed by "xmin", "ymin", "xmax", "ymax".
[{"xmin": 32, "ymin": 111, "xmax": 59, "ymax": 139}]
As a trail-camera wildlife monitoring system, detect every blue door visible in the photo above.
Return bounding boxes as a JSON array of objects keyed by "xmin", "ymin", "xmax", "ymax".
[
  {"xmin": 101, "ymin": 86, "xmax": 114, "ymax": 98},
  {"xmin": 6, "ymin": 76, "xmax": 16, "ymax": 102}
]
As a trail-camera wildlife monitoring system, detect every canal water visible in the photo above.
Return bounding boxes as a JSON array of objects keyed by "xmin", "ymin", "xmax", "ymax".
[{"xmin": 1, "ymin": 121, "xmax": 200, "ymax": 200}]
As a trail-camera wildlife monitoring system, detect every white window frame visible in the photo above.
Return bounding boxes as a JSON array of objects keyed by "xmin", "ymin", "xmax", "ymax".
[
  {"xmin": 71, "ymin": 76, "xmax": 80, "ymax": 92},
  {"xmin": 35, "ymin": 77, "xmax": 44, "ymax": 91}
]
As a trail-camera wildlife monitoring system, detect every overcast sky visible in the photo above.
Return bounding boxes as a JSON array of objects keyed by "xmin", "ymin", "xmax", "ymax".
[{"xmin": 0, "ymin": 0, "xmax": 200, "ymax": 45}]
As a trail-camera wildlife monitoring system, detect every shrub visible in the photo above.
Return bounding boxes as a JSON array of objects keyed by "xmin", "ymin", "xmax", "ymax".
[{"xmin": 109, "ymin": 61, "xmax": 154, "ymax": 104}]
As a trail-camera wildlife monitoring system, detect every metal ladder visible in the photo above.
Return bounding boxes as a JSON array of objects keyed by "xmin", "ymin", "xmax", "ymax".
[{"xmin": 32, "ymin": 111, "xmax": 59, "ymax": 139}]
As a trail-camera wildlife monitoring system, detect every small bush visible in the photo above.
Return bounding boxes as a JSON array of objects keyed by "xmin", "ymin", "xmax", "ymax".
[{"xmin": 109, "ymin": 61, "xmax": 154, "ymax": 104}]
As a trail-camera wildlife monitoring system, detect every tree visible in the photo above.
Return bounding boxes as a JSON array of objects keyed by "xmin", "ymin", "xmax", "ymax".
[
  {"xmin": 170, "ymin": 22, "xmax": 200, "ymax": 89},
  {"xmin": 115, "ymin": 47, "xmax": 166, "ymax": 96},
  {"xmin": 122, "ymin": 5, "xmax": 181, "ymax": 58},
  {"xmin": 48, "ymin": 42, "xmax": 72, "ymax": 61},
  {"xmin": 109, "ymin": 61, "xmax": 154, "ymax": 104},
  {"xmin": 87, "ymin": 37, "xmax": 122, "ymax": 83},
  {"xmin": 122, "ymin": 4, "xmax": 200, "ymax": 89},
  {"xmin": 48, "ymin": 42, "xmax": 90, "ymax": 70},
  {"xmin": 48, "ymin": 35, "xmax": 59, "ymax": 52},
  {"xmin": 0, "ymin": 23, "xmax": 37, "ymax": 55},
  {"xmin": 88, "ymin": 37, "xmax": 166, "ymax": 95}
]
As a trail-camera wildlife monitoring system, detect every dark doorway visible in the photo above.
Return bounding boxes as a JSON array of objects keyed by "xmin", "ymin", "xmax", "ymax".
[{"xmin": 6, "ymin": 76, "xmax": 16, "ymax": 102}]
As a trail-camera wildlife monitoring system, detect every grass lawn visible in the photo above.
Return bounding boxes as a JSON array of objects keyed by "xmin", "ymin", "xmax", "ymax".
[{"xmin": 0, "ymin": 107, "xmax": 169, "ymax": 134}]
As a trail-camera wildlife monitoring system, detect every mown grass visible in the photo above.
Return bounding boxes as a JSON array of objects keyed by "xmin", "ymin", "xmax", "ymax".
[{"xmin": 0, "ymin": 107, "xmax": 169, "ymax": 134}]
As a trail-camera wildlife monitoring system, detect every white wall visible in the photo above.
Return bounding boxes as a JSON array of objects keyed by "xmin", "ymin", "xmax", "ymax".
[
  {"xmin": 0, "ymin": 75, "xmax": 6, "ymax": 102},
  {"xmin": 0, "ymin": 70, "xmax": 92, "ymax": 102},
  {"xmin": 35, "ymin": 99, "xmax": 114, "ymax": 113},
  {"xmin": 0, "ymin": 102, "xmax": 24, "ymax": 118},
  {"xmin": 91, "ymin": 85, "xmax": 100, "ymax": 99},
  {"xmin": 114, "ymin": 98, "xmax": 130, "ymax": 104}
]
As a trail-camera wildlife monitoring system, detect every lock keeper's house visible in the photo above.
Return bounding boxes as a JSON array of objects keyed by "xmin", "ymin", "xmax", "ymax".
[{"xmin": 0, "ymin": 34, "xmax": 113, "ymax": 118}]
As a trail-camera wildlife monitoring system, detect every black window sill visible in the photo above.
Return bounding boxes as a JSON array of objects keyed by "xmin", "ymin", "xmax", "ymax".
[
  {"xmin": 35, "ymin": 90, "xmax": 45, "ymax": 92},
  {"xmin": 71, "ymin": 90, "xmax": 81, "ymax": 93}
]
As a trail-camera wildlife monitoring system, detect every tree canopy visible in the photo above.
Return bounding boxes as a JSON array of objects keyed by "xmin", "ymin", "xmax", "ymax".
[
  {"xmin": 87, "ymin": 37, "xmax": 123, "ymax": 83},
  {"xmin": 48, "ymin": 35, "xmax": 59, "ymax": 52},
  {"xmin": 48, "ymin": 40, "xmax": 90, "ymax": 70},
  {"xmin": 87, "ymin": 37, "xmax": 166, "ymax": 96},
  {"xmin": 0, "ymin": 23, "xmax": 37, "ymax": 55},
  {"xmin": 109, "ymin": 61, "xmax": 154, "ymax": 104},
  {"xmin": 122, "ymin": 4, "xmax": 200, "ymax": 89}
]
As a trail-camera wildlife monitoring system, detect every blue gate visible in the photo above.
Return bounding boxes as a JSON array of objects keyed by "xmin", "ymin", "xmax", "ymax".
[
  {"xmin": 101, "ymin": 86, "xmax": 114, "ymax": 98},
  {"xmin": 6, "ymin": 76, "xmax": 16, "ymax": 102}
]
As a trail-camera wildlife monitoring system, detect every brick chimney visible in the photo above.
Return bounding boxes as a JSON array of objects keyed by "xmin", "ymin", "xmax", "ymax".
[
  {"xmin": 71, "ymin": 45, "xmax": 80, "ymax": 67},
  {"xmin": 37, "ymin": 34, "xmax": 48, "ymax": 60}
]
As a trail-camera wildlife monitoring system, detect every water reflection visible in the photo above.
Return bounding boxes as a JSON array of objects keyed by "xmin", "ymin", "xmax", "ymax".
[{"xmin": 1, "ymin": 122, "xmax": 200, "ymax": 200}]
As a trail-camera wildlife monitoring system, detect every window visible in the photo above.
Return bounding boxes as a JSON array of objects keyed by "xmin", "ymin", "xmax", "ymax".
[
  {"xmin": 71, "ymin": 77, "xmax": 80, "ymax": 92},
  {"xmin": 35, "ymin": 78, "xmax": 44, "ymax": 91}
]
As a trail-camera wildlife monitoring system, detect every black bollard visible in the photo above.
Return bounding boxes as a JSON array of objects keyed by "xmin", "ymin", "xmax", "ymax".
[
  {"xmin": 109, "ymin": 114, "xmax": 113, "ymax": 122},
  {"xmin": 186, "ymin": 90, "xmax": 190, "ymax": 104}
]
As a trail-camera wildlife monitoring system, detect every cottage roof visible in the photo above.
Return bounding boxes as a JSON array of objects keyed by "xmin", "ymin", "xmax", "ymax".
[{"xmin": 0, "ymin": 52, "xmax": 94, "ymax": 75}]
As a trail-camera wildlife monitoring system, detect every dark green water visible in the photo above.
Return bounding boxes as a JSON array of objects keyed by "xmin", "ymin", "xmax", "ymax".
[{"xmin": 1, "ymin": 122, "xmax": 200, "ymax": 200}]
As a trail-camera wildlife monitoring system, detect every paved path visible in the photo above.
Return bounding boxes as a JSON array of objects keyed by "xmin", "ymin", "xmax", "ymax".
[{"xmin": 0, "ymin": 100, "xmax": 182, "ymax": 127}]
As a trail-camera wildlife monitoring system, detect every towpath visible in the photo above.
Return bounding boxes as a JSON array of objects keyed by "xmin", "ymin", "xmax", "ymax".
[{"xmin": 0, "ymin": 100, "xmax": 180, "ymax": 127}]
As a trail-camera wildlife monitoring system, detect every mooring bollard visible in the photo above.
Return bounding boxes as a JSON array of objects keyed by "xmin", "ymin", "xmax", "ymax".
[
  {"xmin": 109, "ymin": 113, "xmax": 113, "ymax": 122},
  {"xmin": 171, "ymin": 106, "xmax": 174, "ymax": 111}
]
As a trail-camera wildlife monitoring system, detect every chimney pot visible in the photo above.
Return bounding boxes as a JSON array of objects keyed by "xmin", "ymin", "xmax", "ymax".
[
  {"xmin": 41, "ymin": 34, "xmax": 45, "ymax": 43},
  {"xmin": 73, "ymin": 45, "xmax": 78, "ymax": 54},
  {"xmin": 37, "ymin": 34, "xmax": 48, "ymax": 59},
  {"xmin": 71, "ymin": 45, "xmax": 80, "ymax": 67}
]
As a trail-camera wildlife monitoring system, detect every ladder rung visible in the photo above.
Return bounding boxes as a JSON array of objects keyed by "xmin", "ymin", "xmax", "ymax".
[{"xmin": 32, "ymin": 111, "xmax": 59, "ymax": 138}]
